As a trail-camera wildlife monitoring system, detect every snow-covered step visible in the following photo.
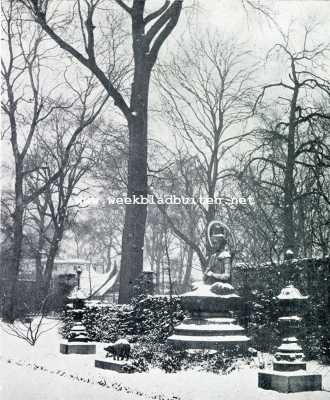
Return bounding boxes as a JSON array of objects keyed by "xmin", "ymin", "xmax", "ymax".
[
  {"xmin": 174, "ymin": 323, "xmax": 245, "ymax": 336},
  {"xmin": 168, "ymin": 334, "xmax": 250, "ymax": 350},
  {"xmin": 277, "ymin": 343, "xmax": 303, "ymax": 353},
  {"xmin": 182, "ymin": 317, "xmax": 236, "ymax": 325}
]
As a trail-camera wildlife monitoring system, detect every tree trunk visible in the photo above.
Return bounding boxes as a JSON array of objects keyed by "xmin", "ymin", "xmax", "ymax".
[
  {"xmin": 35, "ymin": 209, "xmax": 46, "ymax": 309},
  {"xmin": 118, "ymin": 14, "xmax": 151, "ymax": 303},
  {"xmin": 118, "ymin": 115, "xmax": 148, "ymax": 302},
  {"xmin": 42, "ymin": 227, "xmax": 63, "ymax": 297},
  {"xmin": 182, "ymin": 246, "xmax": 194, "ymax": 291},
  {"xmin": 3, "ymin": 169, "xmax": 24, "ymax": 322},
  {"xmin": 283, "ymin": 86, "xmax": 298, "ymax": 256},
  {"xmin": 35, "ymin": 251, "xmax": 44, "ymax": 309}
]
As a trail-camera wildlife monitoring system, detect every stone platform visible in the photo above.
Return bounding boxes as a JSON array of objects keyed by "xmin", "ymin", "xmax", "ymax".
[
  {"xmin": 168, "ymin": 316, "xmax": 249, "ymax": 350},
  {"xmin": 60, "ymin": 341, "xmax": 96, "ymax": 355},
  {"xmin": 258, "ymin": 370, "xmax": 322, "ymax": 393},
  {"xmin": 95, "ymin": 358, "xmax": 132, "ymax": 373},
  {"xmin": 168, "ymin": 285, "xmax": 249, "ymax": 351}
]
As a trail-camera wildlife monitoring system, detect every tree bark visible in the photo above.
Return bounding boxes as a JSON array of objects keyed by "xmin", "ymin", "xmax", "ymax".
[
  {"xmin": 42, "ymin": 229, "xmax": 63, "ymax": 297},
  {"xmin": 24, "ymin": 0, "xmax": 183, "ymax": 304},
  {"xmin": 182, "ymin": 246, "xmax": 194, "ymax": 290},
  {"xmin": 283, "ymin": 84, "xmax": 298, "ymax": 256},
  {"xmin": 119, "ymin": 7, "xmax": 150, "ymax": 302},
  {"xmin": 3, "ymin": 167, "xmax": 24, "ymax": 322}
]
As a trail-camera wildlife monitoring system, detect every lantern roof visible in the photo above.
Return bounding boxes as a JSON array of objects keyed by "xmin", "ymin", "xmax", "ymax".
[{"xmin": 277, "ymin": 285, "xmax": 308, "ymax": 300}]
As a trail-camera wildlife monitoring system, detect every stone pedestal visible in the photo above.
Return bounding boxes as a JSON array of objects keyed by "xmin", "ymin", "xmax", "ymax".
[
  {"xmin": 60, "ymin": 340, "xmax": 96, "ymax": 355},
  {"xmin": 258, "ymin": 370, "xmax": 322, "ymax": 393},
  {"xmin": 95, "ymin": 358, "xmax": 132, "ymax": 373},
  {"xmin": 167, "ymin": 283, "xmax": 249, "ymax": 351},
  {"xmin": 258, "ymin": 285, "xmax": 322, "ymax": 393}
]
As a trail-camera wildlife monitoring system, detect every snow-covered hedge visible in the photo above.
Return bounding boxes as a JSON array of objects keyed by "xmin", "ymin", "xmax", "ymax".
[
  {"xmin": 61, "ymin": 296, "xmax": 184, "ymax": 343},
  {"xmin": 233, "ymin": 257, "xmax": 330, "ymax": 363}
]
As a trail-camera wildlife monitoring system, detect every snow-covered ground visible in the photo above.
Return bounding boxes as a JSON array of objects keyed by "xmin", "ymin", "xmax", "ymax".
[{"xmin": 1, "ymin": 319, "xmax": 329, "ymax": 400}]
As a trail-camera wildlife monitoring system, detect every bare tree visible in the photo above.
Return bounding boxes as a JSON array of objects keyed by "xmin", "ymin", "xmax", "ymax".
[
  {"xmin": 26, "ymin": 81, "xmax": 107, "ymax": 299},
  {"xmin": 1, "ymin": 296, "xmax": 59, "ymax": 346},
  {"xmin": 20, "ymin": 0, "xmax": 183, "ymax": 303},
  {"xmin": 1, "ymin": 2, "xmax": 61, "ymax": 321},
  {"xmin": 154, "ymin": 32, "xmax": 255, "ymax": 265},
  {"xmin": 69, "ymin": 200, "xmax": 123, "ymax": 273},
  {"xmin": 1, "ymin": 1, "xmax": 109, "ymax": 320},
  {"xmin": 247, "ymin": 25, "xmax": 330, "ymax": 257}
]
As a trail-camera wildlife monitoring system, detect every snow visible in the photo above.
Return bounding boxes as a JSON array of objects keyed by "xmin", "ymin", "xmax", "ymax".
[
  {"xmin": 175, "ymin": 323, "xmax": 244, "ymax": 332},
  {"xmin": 168, "ymin": 334, "xmax": 250, "ymax": 342},
  {"xmin": 79, "ymin": 268, "xmax": 114, "ymax": 297},
  {"xmin": 1, "ymin": 362, "xmax": 141, "ymax": 400},
  {"xmin": 277, "ymin": 343, "xmax": 302, "ymax": 351},
  {"xmin": 279, "ymin": 316, "xmax": 302, "ymax": 321},
  {"xmin": 68, "ymin": 288, "xmax": 87, "ymax": 300},
  {"xmin": 184, "ymin": 282, "xmax": 238, "ymax": 298},
  {"xmin": 277, "ymin": 285, "xmax": 308, "ymax": 300},
  {"xmin": 1, "ymin": 319, "xmax": 330, "ymax": 400},
  {"xmin": 91, "ymin": 271, "xmax": 119, "ymax": 298}
]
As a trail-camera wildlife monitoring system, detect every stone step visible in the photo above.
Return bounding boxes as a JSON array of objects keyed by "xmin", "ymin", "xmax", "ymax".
[
  {"xmin": 182, "ymin": 317, "xmax": 236, "ymax": 325},
  {"xmin": 174, "ymin": 323, "xmax": 245, "ymax": 336},
  {"xmin": 189, "ymin": 312, "xmax": 235, "ymax": 319},
  {"xmin": 167, "ymin": 334, "xmax": 250, "ymax": 350},
  {"xmin": 277, "ymin": 343, "xmax": 303, "ymax": 353}
]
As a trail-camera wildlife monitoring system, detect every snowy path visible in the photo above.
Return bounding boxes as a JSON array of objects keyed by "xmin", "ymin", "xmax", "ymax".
[
  {"xmin": 1, "ymin": 361, "xmax": 143, "ymax": 400},
  {"xmin": 1, "ymin": 320, "xmax": 329, "ymax": 400}
]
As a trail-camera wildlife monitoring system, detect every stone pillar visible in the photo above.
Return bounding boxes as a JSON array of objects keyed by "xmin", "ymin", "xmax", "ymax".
[
  {"xmin": 273, "ymin": 285, "xmax": 307, "ymax": 372},
  {"xmin": 60, "ymin": 287, "xmax": 96, "ymax": 355},
  {"xmin": 258, "ymin": 285, "xmax": 322, "ymax": 393}
]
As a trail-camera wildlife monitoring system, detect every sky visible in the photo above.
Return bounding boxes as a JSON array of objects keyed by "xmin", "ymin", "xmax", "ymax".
[
  {"xmin": 1, "ymin": 0, "xmax": 329, "ymax": 271},
  {"xmin": 147, "ymin": 0, "xmax": 330, "ymax": 170},
  {"xmin": 1, "ymin": 0, "xmax": 330, "ymax": 188}
]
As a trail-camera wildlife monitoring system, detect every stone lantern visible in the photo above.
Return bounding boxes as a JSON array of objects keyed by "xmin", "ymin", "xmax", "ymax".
[
  {"xmin": 60, "ymin": 267, "xmax": 96, "ymax": 355},
  {"xmin": 258, "ymin": 284, "xmax": 322, "ymax": 393}
]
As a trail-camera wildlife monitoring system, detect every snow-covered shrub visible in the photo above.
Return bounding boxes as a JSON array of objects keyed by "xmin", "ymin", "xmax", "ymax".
[
  {"xmin": 160, "ymin": 353, "xmax": 183, "ymax": 373},
  {"xmin": 120, "ymin": 357, "xmax": 149, "ymax": 374},
  {"xmin": 60, "ymin": 312, "xmax": 75, "ymax": 339},
  {"xmin": 60, "ymin": 296, "xmax": 184, "ymax": 344},
  {"xmin": 233, "ymin": 257, "xmax": 330, "ymax": 362},
  {"xmin": 131, "ymin": 296, "xmax": 185, "ymax": 342}
]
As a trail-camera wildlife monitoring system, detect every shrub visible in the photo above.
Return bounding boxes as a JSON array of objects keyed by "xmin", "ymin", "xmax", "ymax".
[{"xmin": 233, "ymin": 257, "xmax": 330, "ymax": 362}]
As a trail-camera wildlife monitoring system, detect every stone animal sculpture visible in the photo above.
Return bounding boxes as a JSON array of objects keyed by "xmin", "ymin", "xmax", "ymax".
[{"xmin": 104, "ymin": 339, "xmax": 131, "ymax": 360}]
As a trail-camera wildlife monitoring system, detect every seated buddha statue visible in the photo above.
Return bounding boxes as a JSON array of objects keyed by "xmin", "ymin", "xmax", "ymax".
[{"xmin": 203, "ymin": 224, "xmax": 234, "ymax": 295}]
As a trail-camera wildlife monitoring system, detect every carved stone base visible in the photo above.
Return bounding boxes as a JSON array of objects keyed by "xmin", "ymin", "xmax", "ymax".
[
  {"xmin": 168, "ymin": 284, "xmax": 249, "ymax": 351},
  {"xmin": 273, "ymin": 361, "xmax": 306, "ymax": 372},
  {"xmin": 167, "ymin": 316, "xmax": 249, "ymax": 351},
  {"xmin": 258, "ymin": 370, "xmax": 322, "ymax": 393},
  {"xmin": 60, "ymin": 341, "xmax": 96, "ymax": 355},
  {"xmin": 95, "ymin": 358, "xmax": 132, "ymax": 373}
]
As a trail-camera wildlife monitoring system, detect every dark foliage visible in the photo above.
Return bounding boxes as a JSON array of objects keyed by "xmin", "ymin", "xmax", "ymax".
[
  {"xmin": 60, "ymin": 257, "xmax": 330, "ymax": 370},
  {"xmin": 233, "ymin": 257, "xmax": 330, "ymax": 362}
]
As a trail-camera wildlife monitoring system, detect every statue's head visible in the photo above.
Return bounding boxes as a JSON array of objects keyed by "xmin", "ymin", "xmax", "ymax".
[
  {"xmin": 211, "ymin": 233, "xmax": 226, "ymax": 251},
  {"xmin": 207, "ymin": 220, "xmax": 235, "ymax": 256},
  {"xmin": 210, "ymin": 225, "xmax": 227, "ymax": 251}
]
